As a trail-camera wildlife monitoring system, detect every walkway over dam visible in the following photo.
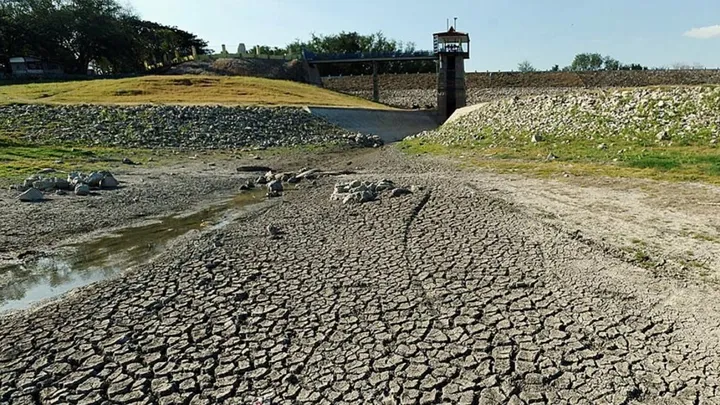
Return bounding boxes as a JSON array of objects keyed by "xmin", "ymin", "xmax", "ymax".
[{"xmin": 303, "ymin": 50, "xmax": 438, "ymax": 105}]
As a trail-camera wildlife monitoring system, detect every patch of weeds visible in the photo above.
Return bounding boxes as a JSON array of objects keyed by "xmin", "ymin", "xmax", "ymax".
[
  {"xmin": 691, "ymin": 232, "xmax": 720, "ymax": 243},
  {"xmin": 626, "ymin": 155, "xmax": 679, "ymax": 171},
  {"xmin": 114, "ymin": 89, "xmax": 145, "ymax": 96},
  {"xmin": 633, "ymin": 250, "xmax": 651, "ymax": 264}
]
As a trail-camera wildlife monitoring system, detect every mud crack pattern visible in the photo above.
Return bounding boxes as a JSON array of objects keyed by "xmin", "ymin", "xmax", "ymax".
[{"xmin": 2, "ymin": 159, "xmax": 720, "ymax": 404}]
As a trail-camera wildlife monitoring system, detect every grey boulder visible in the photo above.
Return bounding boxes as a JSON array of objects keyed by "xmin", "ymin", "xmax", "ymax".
[
  {"xmin": 18, "ymin": 188, "xmax": 44, "ymax": 202},
  {"xmin": 390, "ymin": 188, "xmax": 413, "ymax": 197},
  {"xmin": 100, "ymin": 174, "xmax": 119, "ymax": 189},
  {"xmin": 74, "ymin": 184, "xmax": 90, "ymax": 196},
  {"xmin": 267, "ymin": 180, "xmax": 283, "ymax": 193}
]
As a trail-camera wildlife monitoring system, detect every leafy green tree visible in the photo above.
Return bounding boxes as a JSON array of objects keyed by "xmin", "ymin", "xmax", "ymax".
[
  {"xmin": 570, "ymin": 53, "xmax": 604, "ymax": 71},
  {"xmin": 286, "ymin": 31, "xmax": 434, "ymax": 76},
  {"xmin": 0, "ymin": 0, "xmax": 208, "ymax": 75},
  {"xmin": 550, "ymin": 64, "xmax": 559, "ymax": 72},
  {"xmin": 517, "ymin": 60, "xmax": 536, "ymax": 72},
  {"xmin": 603, "ymin": 56, "xmax": 620, "ymax": 70}
]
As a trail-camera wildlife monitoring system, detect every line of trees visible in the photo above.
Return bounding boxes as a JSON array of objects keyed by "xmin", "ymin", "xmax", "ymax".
[
  {"xmin": 518, "ymin": 53, "xmax": 649, "ymax": 73},
  {"xmin": 250, "ymin": 31, "xmax": 436, "ymax": 76},
  {"xmin": 0, "ymin": 0, "xmax": 209, "ymax": 75}
]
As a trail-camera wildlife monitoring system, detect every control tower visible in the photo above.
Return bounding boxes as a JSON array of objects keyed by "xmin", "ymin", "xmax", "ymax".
[{"xmin": 434, "ymin": 27, "xmax": 470, "ymax": 121}]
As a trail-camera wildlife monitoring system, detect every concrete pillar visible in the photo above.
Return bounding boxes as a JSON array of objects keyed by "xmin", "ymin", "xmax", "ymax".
[
  {"xmin": 437, "ymin": 54, "xmax": 467, "ymax": 122},
  {"xmin": 372, "ymin": 61, "xmax": 379, "ymax": 103}
]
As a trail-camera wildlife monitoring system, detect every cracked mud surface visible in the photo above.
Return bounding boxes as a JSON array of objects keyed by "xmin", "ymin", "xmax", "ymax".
[{"xmin": 3, "ymin": 149, "xmax": 720, "ymax": 404}]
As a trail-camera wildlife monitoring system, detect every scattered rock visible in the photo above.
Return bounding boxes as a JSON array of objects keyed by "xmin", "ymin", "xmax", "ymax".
[
  {"xmin": 287, "ymin": 176, "xmax": 300, "ymax": 184},
  {"xmin": 122, "ymin": 157, "xmax": 136, "ymax": 165},
  {"xmin": 237, "ymin": 166, "xmax": 272, "ymax": 173},
  {"xmin": 546, "ymin": 153, "xmax": 558, "ymax": 161},
  {"xmin": 18, "ymin": 188, "xmax": 44, "ymax": 202},
  {"xmin": 267, "ymin": 180, "xmax": 283, "ymax": 193},
  {"xmin": 296, "ymin": 169, "xmax": 319, "ymax": 179},
  {"xmin": 85, "ymin": 172, "xmax": 104, "ymax": 188},
  {"xmin": 531, "ymin": 134, "xmax": 543, "ymax": 143},
  {"xmin": 38, "ymin": 168, "xmax": 56, "ymax": 174},
  {"xmin": 100, "ymin": 174, "xmax": 119, "ymax": 189},
  {"xmin": 266, "ymin": 224, "xmax": 282, "ymax": 237},
  {"xmin": 332, "ymin": 179, "xmax": 413, "ymax": 204},
  {"xmin": 597, "ymin": 143, "xmax": 608, "ymax": 150},
  {"xmin": 56, "ymin": 190, "xmax": 67, "ymax": 196},
  {"xmin": 53, "ymin": 177, "xmax": 70, "ymax": 190},
  {"xmin": 390, "ymin": 188, "xmax": 413, "ymax": 197},
  {"xmin": 32, "ymin": 179, "xmax": 55, "ymax": 191},
  {"xmin": 74, "ymin": 184, "xmax": 90, "ymax": 196},
  {"xmin": 657, "ymin": 130, "xmax": 671, "ymax": 141}
]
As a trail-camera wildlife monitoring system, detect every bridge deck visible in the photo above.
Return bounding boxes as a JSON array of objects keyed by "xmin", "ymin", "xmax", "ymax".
[
  {"xmin": 308, "ymin": 56, "xmax": 436, "ymax": 64},
  {"xmin": 303, "ymin": 50, "xmax": 436, "ymax": 64}
]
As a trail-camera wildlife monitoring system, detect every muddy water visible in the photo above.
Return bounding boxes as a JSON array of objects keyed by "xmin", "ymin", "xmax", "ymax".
[{"xmin": 0, "ymin": 189, "xmax": 268, "ymax": 313}]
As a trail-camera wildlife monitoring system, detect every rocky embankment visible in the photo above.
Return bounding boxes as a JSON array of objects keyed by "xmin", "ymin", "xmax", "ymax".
[
  {"xmin": 344, "ymin": 88, "xmax": 574, "ymax": 109},
  {"xmin": 323, "ymin": 70, "xmax": 720, "ymax": 108},
  {"xmin": 412, "ymin": 86, "xmax": 720, "ymax": 146},
  {"xmin": 0, "ymin": 105, "xmax": 382, "ymax": 149}
]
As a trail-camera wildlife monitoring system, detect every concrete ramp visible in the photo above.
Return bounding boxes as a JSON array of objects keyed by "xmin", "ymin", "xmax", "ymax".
[
  {"xmin": 307, "ymin": 107, "xmax": 439, "ymax": 143},
  {"xmin": 445, "ymin": 102, "xmax": 488, "ymax": 124}
]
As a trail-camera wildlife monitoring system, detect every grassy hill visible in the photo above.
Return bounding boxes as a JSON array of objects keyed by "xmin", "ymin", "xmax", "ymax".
[{"xmin": 0, "ymin": 75, "xmax": 389, "ymax": 108}]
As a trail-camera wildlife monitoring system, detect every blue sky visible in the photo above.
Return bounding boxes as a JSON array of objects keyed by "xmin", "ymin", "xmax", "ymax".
[{"xmin": 126, "ymin": 0, "xmax": 720, "ymax": 72}]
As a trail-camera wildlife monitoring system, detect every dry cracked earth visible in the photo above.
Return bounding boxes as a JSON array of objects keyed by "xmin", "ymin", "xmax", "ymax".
[{"xmin": 2, "ymin": 149, "xmax": 720, "ymax": 405}]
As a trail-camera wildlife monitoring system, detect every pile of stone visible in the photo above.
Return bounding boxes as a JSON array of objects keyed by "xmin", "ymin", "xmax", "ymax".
[
  {"xmin": 13, "ymin": 170, "xmax": 119, "ymax": 202},
  {"xmin": 236, "ymin": 167, "xmax": 321, "ymax": 198},
  {"xmin": 411, "ymin": 86, "xmax": 720, "ymax": 147},
  {"xmin": 331, "ymin": 179, "xmax": 414, "ymax": 204},
  {"xmin": 0, "ymin": 105, "xmax": 383, "ymax": 149}
]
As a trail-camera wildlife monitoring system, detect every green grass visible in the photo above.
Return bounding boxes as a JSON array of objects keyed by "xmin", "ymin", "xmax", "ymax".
[
  {"xmin": 0, "ymin": 137, "xmax": 163, "ymax": 186},
  {"xmin": 0, "ymin": 75, "xmax": 390, "ymax": 109},
  {"xmin": 399, "ymin": 137, "xmax": 720, "ymax": 184}
]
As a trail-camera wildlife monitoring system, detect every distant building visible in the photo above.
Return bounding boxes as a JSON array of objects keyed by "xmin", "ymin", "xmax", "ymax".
[{"xmin": 9, "ymin": 56, "xmax": 64, "ymax": 77}]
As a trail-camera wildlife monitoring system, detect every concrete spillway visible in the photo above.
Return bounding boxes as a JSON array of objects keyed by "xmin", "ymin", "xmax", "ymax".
[{"xmin": 306, "ymin": 107, "xmax": 439, "ymax": 143}]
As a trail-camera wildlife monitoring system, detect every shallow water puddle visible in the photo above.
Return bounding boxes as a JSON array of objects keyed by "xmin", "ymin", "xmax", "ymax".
[{"xmin": 0, "ymin": 189, "xmax": 267, "ymax": 313}]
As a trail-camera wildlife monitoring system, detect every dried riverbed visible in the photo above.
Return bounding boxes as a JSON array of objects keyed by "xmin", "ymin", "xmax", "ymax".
[{"xmin": 2, "ymin": 147, "xmax": 720, "ymax": 404}]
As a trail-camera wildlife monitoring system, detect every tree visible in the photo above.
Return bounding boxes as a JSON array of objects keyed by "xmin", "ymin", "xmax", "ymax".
[
  {"xmin": 603, "ymin": 56, "xmax": 620, "ymax": 71},
  {"xmin": 517, "ymin": 60, "xmax": 536, "ymax": 72},
  {"xmin": 286, "ymin": 31, "xmax": 435, "ymax": 76},
  {"xmin": 570, "ymin": 53, "xmax": 604, "ymax": 71},
  {"xmin": 0, "ymin": 0, "xmax": 208, "ymax": 75},
  {"xmin": 550, "ymin": 64, "xmax": 560, "ymax": 72}
]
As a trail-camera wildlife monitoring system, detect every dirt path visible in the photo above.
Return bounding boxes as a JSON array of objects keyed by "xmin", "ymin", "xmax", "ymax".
[{"xmin": 2, "ymin": 148, "xmax": 720, "ymax": 404}]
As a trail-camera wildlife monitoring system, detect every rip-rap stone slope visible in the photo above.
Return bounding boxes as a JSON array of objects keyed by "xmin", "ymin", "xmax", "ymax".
[
  {"xmin": 0, "ymin": 104, "xmax": 381, "ymax": 149},
  {"xmin": 415, "ymin": 86, "xmax": 720, "ymax": 146}
]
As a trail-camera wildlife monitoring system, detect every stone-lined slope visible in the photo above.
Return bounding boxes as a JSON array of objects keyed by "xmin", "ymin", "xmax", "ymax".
[
  {"xmin": 414, "ymin": 86, "xmax": 720, "ymax": 147},
  {"xmin": 0, "ymin": 105, "xmax": 382, "ymax": 149}
]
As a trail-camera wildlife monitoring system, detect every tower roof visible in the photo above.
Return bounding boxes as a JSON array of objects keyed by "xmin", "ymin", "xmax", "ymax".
[{"xmin": 434, "ymin": 27, "xmax": 469, "ymax": 38}]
